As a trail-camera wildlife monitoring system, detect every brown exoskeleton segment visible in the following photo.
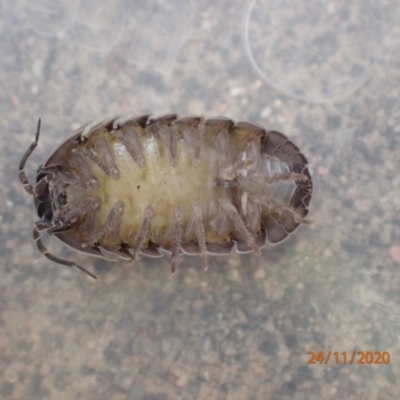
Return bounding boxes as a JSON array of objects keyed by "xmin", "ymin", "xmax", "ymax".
[{"xmin": 19, "ymin": 115, "xmax": 312, "ymax": 279}]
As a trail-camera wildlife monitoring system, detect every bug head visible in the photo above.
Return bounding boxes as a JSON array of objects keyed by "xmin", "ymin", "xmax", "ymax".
[
  {"xmin": 17, "ymin": 119, "xmax": 99, "ymax": 279},
  {"xmin": 33, "ymin": 169, "xmax": 55, "ymax": 224},
  {"xmin": 18, "ymin": 119, "xmax": 54, "ymax": 224},
  {"xmin": 33, "ymin": 169, "xmax": 68, "ymax": 224},
  {"xmin": 36, "ymin": 168, "xmax": 92, "ymax": 227},
  {"xmin": 19, "ymin": 120, "xmax": 85, "ymax": 227}
]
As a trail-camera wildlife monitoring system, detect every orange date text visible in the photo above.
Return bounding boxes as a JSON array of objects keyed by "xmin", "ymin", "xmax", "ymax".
[{"xmin": 307, "ymin": 351, "xmax": 390, "ymax": 365}]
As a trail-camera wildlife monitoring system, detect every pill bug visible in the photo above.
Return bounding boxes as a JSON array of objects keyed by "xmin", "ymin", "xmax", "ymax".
[{"xmin": 18, "ymin": 114, "xmax": 312, "ymax": 279}]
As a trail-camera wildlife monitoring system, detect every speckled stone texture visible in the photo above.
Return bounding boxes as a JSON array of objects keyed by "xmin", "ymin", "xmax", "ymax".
[{"xmin": 1, "ymin": 0, "xmax": 400, "ymax": 399}]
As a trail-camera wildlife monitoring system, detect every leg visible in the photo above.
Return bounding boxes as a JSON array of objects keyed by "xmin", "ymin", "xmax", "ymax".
[
  {"xmin": 216, "ymin": 129, "xmax": 235, "ymax": 180},
  {"xmin": 111, "ymin": 126, "xmax": 146, "ymax": 169},
  {"xmin": 219, "ymin": 198, "xmax": 260, "ymax": 255},
  {"xmin": 131, "ymin": 205, "xmax": 154, "ymax": 261},
  {"xmin": 18, "ymin": 119, "xmax": 41, "ymax": 195},
  {"xmin": 55, "ymin": 196, "xmax": 101, "ymax": 225},
  {"xmin": 241, "ymin": 193, "xmax": 261, "ymax": 232},
  {"xmin": 168, "ymin": 206, "xmax": 183, "ymax": 273},
  {"xmin": 158, "ymin": 124, "xmax": 178, "ymax": 168},
  {"xmin": 180, "ymin": 117, "xmax": 204, "ymax": 167},
  {"xmin": 192, "ymin": 201, "xmax": 209, "ymax": 271},
  {"xmin": 257, "ymin": 171, "xmax": 309, "ymax": 185},
  {"xmin": 81, "ymin": 137, "xmax": 120, "ymax": 180},
  {"xmin": 255, "ymin": 195, "xmax": 310, "ymax": 225},
  {"xmin": 69, "ymin": 150, "xmax": 100, "ymax": 190},
  {"xmin": 210, "ymin": 208, "xmax": 230, "ymax": 239},
  {"xmin": 82, "ymin": 201, "xmax": 125, "ymax": 247},
  {"xmin": 33, "ymin": 222, "xmax": 97, "ymax": 279},
  {"xmin": 233, "ymin": 139, "xmax": 262, "ymax": 179},
  {"xmin": 79, "ymin": 199, "xmax": 102, "ymax": 241}
]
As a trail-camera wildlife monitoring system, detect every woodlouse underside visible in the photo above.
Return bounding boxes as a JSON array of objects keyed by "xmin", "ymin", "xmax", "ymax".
[{"xmin": 19, "ymin": 114, "xmax": 312, "ymax": 278}]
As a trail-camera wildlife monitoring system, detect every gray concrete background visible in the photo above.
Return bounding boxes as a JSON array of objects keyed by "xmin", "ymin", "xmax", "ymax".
[{"xmin": 1, "ymin": 0, "xmax": 399, "ymax": 399}]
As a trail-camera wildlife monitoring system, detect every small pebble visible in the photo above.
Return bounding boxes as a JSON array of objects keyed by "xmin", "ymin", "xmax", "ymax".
[{"xmin": 389, "ymin": 245, "xmax": 400, "ymax": 264}]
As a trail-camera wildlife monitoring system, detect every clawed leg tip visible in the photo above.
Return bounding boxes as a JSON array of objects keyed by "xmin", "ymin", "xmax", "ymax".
[{"xmin": 78, "ymin": 266, "xmax": 98, "ymax": 279}]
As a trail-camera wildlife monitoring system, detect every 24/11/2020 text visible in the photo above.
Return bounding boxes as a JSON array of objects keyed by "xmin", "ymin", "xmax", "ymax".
[{"xmin": 308, "ymin": 351, "xmax": 390, "ymax": 365}]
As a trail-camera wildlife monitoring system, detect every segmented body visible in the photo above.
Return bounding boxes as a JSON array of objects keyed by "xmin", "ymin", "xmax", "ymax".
[{"xmin": 18, "ymin": 114, "xmax": 312, "ymax": 278}]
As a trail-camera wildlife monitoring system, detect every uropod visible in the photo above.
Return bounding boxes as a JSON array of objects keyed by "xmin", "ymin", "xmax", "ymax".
[{"xmin": 18, "ymin": 114, "xmax": 313, "ymax": 279}]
